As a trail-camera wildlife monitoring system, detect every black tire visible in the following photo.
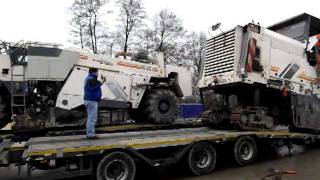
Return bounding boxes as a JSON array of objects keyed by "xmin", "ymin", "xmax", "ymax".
[
  {"xmin": 96, "ymin": 152, "xmax": 136, "ymax": 180},
  {"xmin": 187, "ymin": 142, "xmax": 217, "ymax": 175},
  {"xmin": 233, "ymin": 136, "xmax": 257, "ymax": 166},
  {"xmin": 144, "ymin": 89, "xmax": 177, "ymax": 124}
]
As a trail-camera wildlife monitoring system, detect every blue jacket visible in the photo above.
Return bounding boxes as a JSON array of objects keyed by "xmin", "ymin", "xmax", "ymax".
[{"xmin": 84, "ymin": 73, "xmax": 102, "ymax": 102}]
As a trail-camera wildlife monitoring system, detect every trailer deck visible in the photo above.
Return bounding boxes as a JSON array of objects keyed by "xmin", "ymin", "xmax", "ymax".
[
  {"xmin": 1, "ymin": 126, "xmax": 320, "ymax": 180},
  {"xmin": 23, "ymin": 128, "xmax": 312, "ymax": 159}
]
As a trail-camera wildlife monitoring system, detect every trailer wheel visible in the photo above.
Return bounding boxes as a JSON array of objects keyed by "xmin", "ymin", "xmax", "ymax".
[
  {"xmin": 187, "ymin": 142, "xmax": 217, "ymax": 175},
  {"xmin": 96, "ymin": 152, "xmax": 136, "ymax": 180},
  {"xmin": 144, "ymin": 89, "xmax": 177, "ymax": 124},
  {"xmin": 234, "ymin": 136, "xmax": 257, "ymax": 166}
]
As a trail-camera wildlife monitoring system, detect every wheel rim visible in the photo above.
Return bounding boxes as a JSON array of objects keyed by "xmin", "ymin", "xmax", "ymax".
[
  {"xmin": 158, "ymin": 99, "xmax": 171, "ymax": 113},
  {"xmin": 194, "ymin": 149, "xmax": 212, "ymax": 168},
  {"xmin": 239, "ymin": 141, "xmax": 254, "ymax": 161},
  {"xmin": 104, "ymin": 159, "xmax": 128, "ymax": 180}
]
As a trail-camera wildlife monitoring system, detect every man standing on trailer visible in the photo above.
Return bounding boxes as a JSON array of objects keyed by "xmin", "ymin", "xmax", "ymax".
[{"xmin": 84, "ymin": 67, "xmax": 105, "ymax": 139}]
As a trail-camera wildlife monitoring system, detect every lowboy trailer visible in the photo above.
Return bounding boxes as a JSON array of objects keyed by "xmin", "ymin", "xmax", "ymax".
[{"xmin": 1, "ymin": 124, "xmax": 320, "ymax": 180}]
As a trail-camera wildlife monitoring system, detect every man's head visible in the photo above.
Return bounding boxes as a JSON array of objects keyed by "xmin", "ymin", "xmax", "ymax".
[{"xmin": 89, "ymin": 67, "xmax": 98, "ymax": 75}]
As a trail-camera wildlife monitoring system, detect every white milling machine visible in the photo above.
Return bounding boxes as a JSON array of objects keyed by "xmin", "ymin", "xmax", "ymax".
[
  {"xmin": 0, "ymin": 41, "xmax": 192, "ymax": 132},
  {"xmin": 198, "ymin": 13, "xmax": 320, "ymax": 132}
]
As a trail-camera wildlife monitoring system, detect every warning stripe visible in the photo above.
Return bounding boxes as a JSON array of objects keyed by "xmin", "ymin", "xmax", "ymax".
[
  {"xmin": 116, "ymin": 62, "xmax": 159, "ymax": 72},
  {"xmin": 245, "ymin": 38, "xmax": 257, "ymax": 72},
  {"xmin": 80, "ymin": 55, "xmax": 88, "ymax": 60},
  {"xmin": 117, "ymin": 62, "xmax": 139, "ymax": 68},
  {"xmin": 316, "ymin": 48, "xmax": 320, "ymax": 72},
  {"xmin": 297, "ymin": 74, "xmax": 319, "ymax": 83},
  {"xmin": 271, "ymin": 66, "xmax": 279, "ymax": 73},
  {"xmin": 315, "ymin": 34, "xmax": 320, "ymax": 47}
]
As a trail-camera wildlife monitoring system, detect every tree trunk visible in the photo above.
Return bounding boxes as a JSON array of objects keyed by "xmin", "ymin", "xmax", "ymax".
[
  {"xmin": 110, "ymin": 44, "xmax": 113, "ymax": 56},
  {"xmin": 124, "ymin": 41, "xmax": 128, "ymax": 59},
  {"xmin": 93, "ymin": 13, "xmax": 98, "ymax": 54},
  {"xmin": 79, "ymin": 25, "xmax": 84, "ymax": 49}
]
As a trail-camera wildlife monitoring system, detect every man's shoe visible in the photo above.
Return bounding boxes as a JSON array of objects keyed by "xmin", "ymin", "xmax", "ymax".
[{"xmin": 87, "ymin": 136, "xmax": 99, "ymax": 140}]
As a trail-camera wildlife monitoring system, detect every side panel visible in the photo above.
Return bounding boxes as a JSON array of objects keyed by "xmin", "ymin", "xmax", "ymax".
[
  {"xmin": 130, "ymin": 74, "xmax": 150, "ymax": 108},
  {"xmin": 27, "ymin": 50, "xmax": 79, "ymax": 80},
  {"xmin": 166, "ymin": 65, "xmax": 192, "ymax": 97},
  {"xmin": 0, "ymin": 55, "xmax": 12, "ymax": 81},
  {"xmin": 198, "ymin": 26, "xmax": 243, "ymax": 88},
  {"xmin": 56, "ymin": 66, "xmax": 133, "ymax": 110},
  {"xmin": 291, "ymin": 94, "xmax": 320, "ymax": 131},
  {"xmin": 268, "ymin": 31, "xmax": 316, "ymax": 95},
  {"xmin": 243, "ymin": 29, "xmax": 271, "ymax": 85}
]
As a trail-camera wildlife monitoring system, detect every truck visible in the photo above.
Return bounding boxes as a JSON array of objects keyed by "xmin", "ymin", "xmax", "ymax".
[
  {"xmin": 0, "ymin": 41, "xmax": 192, "ymax": 132},
  {"xmin": 1, "ymin": 13, "xmax": 320, "ymax": 180},
  {"xmin": 198, "ymin": 13, "xmax": 320, "ymax": 132}
]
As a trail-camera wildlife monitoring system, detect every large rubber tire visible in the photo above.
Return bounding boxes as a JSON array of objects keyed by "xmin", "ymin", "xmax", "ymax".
[
  {"xmin": 96, "ymin": 152, "xmax": 136, "ymax": 180},
  {"xmin": 144, "ymin": 89, "xmax": 177, "ymax": 124},
  {"xmin": 233, "ymin": 136, "xmax": 257, "ymax": 166},
  {"xmin": 187, "ymin": 142, "xmax": 217, "ymax": 175}
]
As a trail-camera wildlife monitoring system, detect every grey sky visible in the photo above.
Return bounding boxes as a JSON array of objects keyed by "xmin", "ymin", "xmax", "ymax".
[{"xmin": 0, "ymin": 0, "xmax": 319, "ymax": 47}]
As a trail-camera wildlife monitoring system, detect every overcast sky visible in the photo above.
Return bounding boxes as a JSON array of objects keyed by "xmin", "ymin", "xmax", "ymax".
[{"xmin": 0, "ymin": 0, "xmax": 319, "ymax": 47}]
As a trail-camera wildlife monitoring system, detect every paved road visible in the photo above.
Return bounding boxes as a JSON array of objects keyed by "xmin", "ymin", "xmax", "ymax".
[{"xmin": 1, "ymin": 146, "xmax": 319, "ymax": 180}]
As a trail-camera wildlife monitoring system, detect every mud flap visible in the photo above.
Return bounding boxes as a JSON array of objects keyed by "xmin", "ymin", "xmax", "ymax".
[{"xmin": 291, "ymin": 94, "xmax": 320, "ymax": 131}]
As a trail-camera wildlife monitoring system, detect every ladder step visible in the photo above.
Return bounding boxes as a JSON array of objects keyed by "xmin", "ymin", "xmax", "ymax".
[
  {"xmin": 12, "ymin": 104, "xmax": 25, "ymax": 107},
  {"xmin": 11, "ymin": 74, "xmax": 25, "ymax": 76},
  {"xmin": 12, "ymin": 94, "xmax": 26, "ymax": 97}
]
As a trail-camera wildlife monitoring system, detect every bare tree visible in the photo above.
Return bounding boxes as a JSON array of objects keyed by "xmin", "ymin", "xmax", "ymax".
[
  {"xmin": 136, "ymin": 28, "xmax": 154, "ymax": 53},
  {"xmin": 178, "ymin": 31, "xmax": 207, "ymax": 102},
  {"xmin": 186, "ymin": 31, "xmax": 207, "ymax": 80},
  {"xmin": 99, "ymin": 32, "xmax": 121, "ymax": 56},
  {"xmin": 69, "ymin": 0, "xmax": 107, "ymax": 53},
  {"xmin": 83, "ymin": 0, "xmax": 106, "ymax": 53},
  {"xmin": 117, "ymin": 0, "xmax": 146, "ymax": 58},
  {"xmin": 69, "ymin": 0, "xmax": 88, "ymax": 49},
  {"xmin": 153, "ymin": 9, "xmax": 185, "ymax": 62},
  {"xmin": 69, "ymin": 15, "xmax": 87, "ymax": 49}
]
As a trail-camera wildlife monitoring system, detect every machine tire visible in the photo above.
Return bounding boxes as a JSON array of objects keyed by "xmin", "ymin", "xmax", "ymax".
[
  {"xmin": 144, "ymin": 89, "xmax": 177, "ymax": 124},
  {"xmin": 96, "ymin": 151, "xmax": 136, "ymax": 180},
  {"xmin": 233, "ymin": 136, "xmax": 257, "ymax": 166},
  {"xmin": 187, "ymin": 142, "xmax": 217, "ymax": 175}
]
